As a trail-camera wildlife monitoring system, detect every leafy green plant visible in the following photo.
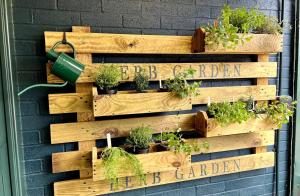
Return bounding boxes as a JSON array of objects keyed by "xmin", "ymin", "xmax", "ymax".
[
  {"xmin": 126, "ymin": 126, "xmax": 153, "ymax": 151},
  {"xmin": 95, "ymin": 64, "xmax": 121, "ymax": 90},
  {"xmin": 134, "ymin": 69, "xmax": 149, "ymax": 92},
  {"xmin": 208, "ymin": 101, "xmax": 254, "ymax": 126},
  {"xmin": 165, "ymin": 68, "xmax": 201, "ymax": 99},
  {"xmin": 204, "ymin": 5, "xmax": 283, "ymax": 50},
  {"xmin": 101, "ymin": 147, "xmax": 145, "ymax": 187},
  {"xmin": 256, "ymin": 97, "xmax": 296, "ymax": 128}
]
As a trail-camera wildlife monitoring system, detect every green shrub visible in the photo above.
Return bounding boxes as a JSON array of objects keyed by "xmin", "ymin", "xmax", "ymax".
[
  {"xmin": 126, "ymin": 126, "xmax": 153, "ymax": 150},
  {"xmin": 165, "ymin": 68, "xmax": 201, "ymax": 99},
  {"xmin": 95, "ymin": 64, "xmax": 121, "ymax": 89},
  {"xmin": 208, "ymin": 101, "xmax": 254, "ymax": 126},
  {"xmin": 101, "ymin": 147, "xmax": 144, "ymax": 187},
  {"xmin": 134, "ymin": 69, "xmax": 149, "ymax": 92}
]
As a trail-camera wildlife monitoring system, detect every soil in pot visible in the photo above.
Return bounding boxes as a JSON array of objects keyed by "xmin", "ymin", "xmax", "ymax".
[{"xmin": 126, "ymin": 146, "xmax": 149, "ymax": 154}]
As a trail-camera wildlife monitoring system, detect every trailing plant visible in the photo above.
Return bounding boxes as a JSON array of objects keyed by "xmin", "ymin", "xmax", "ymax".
[
  {"xmin": 126, "ymin": 126, "xmax": 153, "ymax": 150},
  {"xmin": 256, "ymin": 96, "xmax": 296, "ymax": 128},
  {"xmin": 204, "ymin": 5, "xmax": 283, "ymax": 50},
  {"xmin": 134, "ymin": 69, "xmax": 149, "ymax": 92},
  {"xmin": 101, "ymin": 147, "xmax": 145, "ymax": 187},
  {"xmin": 165, "ymin": 68, "xmax": 201, "ymax": 99},
  {"xmin": 95, "ymin": 64, "xmax": 121, "ymax": 90},
  {"xmin": 208, "ymin": 101, "xmax": 254, "ymax": 126}
]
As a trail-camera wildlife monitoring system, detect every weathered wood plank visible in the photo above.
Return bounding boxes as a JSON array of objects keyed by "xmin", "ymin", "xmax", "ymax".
[
  {"xmin": 54, "ymin": 152, "xmax": 274, "ymax": 196},
  {"xmin": 93, "ymin": 91, "xmax": 192, "ymax": 117},
  {"xmin": 45, "ymin": 31, "xmax": 282, "ymax": 55},
  {"xmin": 48, "ymin": 85, "xmax": 276, "ymax": 114},
  {"xmin": 195, "ymin": 111, "xmax": 277, "ymax": 137},
  {"xmin": 47, "ymin": 62, "xmax": 278, "ymax": 83},
  {"xmin": 92, "ymin": 149, "xmax": 191, "ymax": 181},
  {"xmin": 52, "ymin": 131, "xmax": 274, "ymax": 173},
  {"xmin": 51, "ymin": 113, "xmax": 195, "ymax": 144}
]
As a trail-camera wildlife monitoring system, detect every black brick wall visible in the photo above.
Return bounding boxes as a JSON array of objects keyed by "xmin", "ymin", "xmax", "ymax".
[{"xmin": 12, "ymin": 0, "xmax": 295, "ymax": 195}]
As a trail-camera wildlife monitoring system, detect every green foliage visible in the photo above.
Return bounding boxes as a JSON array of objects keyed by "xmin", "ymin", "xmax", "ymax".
[
  {"xmin": 134, "ymin": 69, "xmax": 149, "ymax": 92},
  {"xmin": 126, "ymin": 126, "xmax": 153, "ymax": 150},
  {"xmin": 154, "ymin": 132, "xmax": 209, "ymax": 155},
  {"xmin": 101, "ymin": 147, "xmax": 145, "ymax": 187},
  {"xmin": 204, "ymin": 5, "xmax": 283, "ymax": 50},
  {"xmin": 256, "ymin": 97, "xmax": 296, "ymax": 128},
  {"xmin": 165, "ymin": 68, "xmax": 201, "ymax": 99},
  {"xmin": 208, "ymin": 101, "xmax": 254, "ymax": 126},
  {"xmin": 95, "ymin": 64, "xmax": 121, "ymax": 89}
]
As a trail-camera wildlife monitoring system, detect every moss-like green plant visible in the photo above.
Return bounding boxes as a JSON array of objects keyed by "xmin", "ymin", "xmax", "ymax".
[
  {"xmin": 256, "ymin": 96, "xmax": 296, "ymax": 128},
  {"xmin": 165, "ymin": 68, "xmax": 201, "ymax": 99},
  {"xmin": 101, "ymin": 147, "xmax": 145, "ymax": 188},
  {"xmin": 134, "ymin": 69, "xmax": 149, "ymax": 92},
  {"xmin": 95, "ymin": 64, "xmax": 121, "ymax": 89},
  {"xmin": 208, "ymin": 101, "xmax": 254, "ymax": 126},
  {"xmin": 126, "ymin": 126, "xmax": 153, "ymax": 150}
]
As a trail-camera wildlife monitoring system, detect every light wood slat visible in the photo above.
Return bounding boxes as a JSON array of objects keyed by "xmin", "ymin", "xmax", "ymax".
[
  {"xmin": 51, "ymin": 113, "xmax": 195, "ymax": 144},
  {"xmin": 52, "ymin": 131, "xmax": 274, "ymax": 173},
  {"xmin": 47, "ymin": 62, "xmax": 278, "ymax": 84},
  {"xmin": 195, "ymin": 111, "xmax": 277, "ymax": 137},
  {"xmin": 45, "ymin": 32, "xmax": 192, "ymax": 54},
  {"xmin": 45, "ymin": 31, "xmax": 282, "ymax": 55},
  {"xmin": 48, "ymin": 85, "xmax": 276, "ymax": 114},
  {"xmin": 54, "ymin": 152, "xmax": 274, "ymax": 196},
  {"xmin": 93, "ymin": 91, "xmax": 192, "ymax": 117},
  {"xmin": 92, "ymin": 149, "xmax": 191, "ymax": 181}
]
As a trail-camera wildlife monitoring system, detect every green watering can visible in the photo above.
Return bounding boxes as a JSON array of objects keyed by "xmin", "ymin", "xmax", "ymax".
[{"xmin": 18, "ymin": 40, "xmax": 85, "ymax": 96}]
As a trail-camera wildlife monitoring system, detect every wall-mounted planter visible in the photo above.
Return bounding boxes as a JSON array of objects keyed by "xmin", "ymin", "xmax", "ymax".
[
  {"xmin": 195, "ymin": 111, "xmax": 278, "ymax": 137},
  {"xmin": 92, "ymin": 147, "xmax": 191, "ymax": 181},
  {"xmin": 92, "ymin": 87, "xmax": 192, "ymax": 117},
  {"xmin": 191, "ymin": 28, "xmax": 283, "ymax": 53}
]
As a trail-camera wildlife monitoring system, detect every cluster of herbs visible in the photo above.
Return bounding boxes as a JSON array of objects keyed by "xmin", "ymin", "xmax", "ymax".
[
  {"xmin": 208, "ymin": 100, "xmax": 254, "ymax": 126},
  {"xmin": 204, "ymin": 5, "xmax": 283, "ymax": 50},
  {"xmin": 126, "ymin": 126, "xmax": 153, "ymax": 151},
  {"xmin": 134, "ymin": 69, "xmax": 149, "ymax": 92},
  {"xmin": 165, "ymin": 68, "xmax": 201, "ymax": 99},
  {"xmin": 101, "ymin": 147, "xmax": 145, "ymax": 187},
  {"xmin": 95, "ymin": 64, "xmax": 121, "ymax": 90}
]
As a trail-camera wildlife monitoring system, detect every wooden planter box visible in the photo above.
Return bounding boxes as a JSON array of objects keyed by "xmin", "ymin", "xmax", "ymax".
[
  {"xmin": 92, "ymin": 87, "xmax": 192, "ymax": 117},
  {"xmin": 192, "ymin": 28, "xmax": 283, "ymax": 53},
  {"xmin": 92, "ymin": 147, "xmax": 191, "ymax": 181},
  {"xmin": 195, "ymin": 111, "xmax": 277, "ymax": 137}
]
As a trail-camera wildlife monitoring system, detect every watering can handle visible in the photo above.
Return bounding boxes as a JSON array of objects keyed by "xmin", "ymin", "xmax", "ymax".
[{"xmin": 51, "ymin": 40, "xmax": 77, "ymax": 58}]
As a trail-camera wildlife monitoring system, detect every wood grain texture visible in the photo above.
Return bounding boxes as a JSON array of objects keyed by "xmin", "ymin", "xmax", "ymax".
[
  {"xmin": 195, "ymin": 111, "xmax": 277, "ymax": 137},
  {"xmin": 47, "ymin": 62, "xmax": 278, "ymax": 83},
  {"xmin": 204, "ymin": 34, "xmax": 283, "ymax": 53},
  {"xmin": 52, "ymin": 131, "xmax": 274, "ymax": 173},
  {"xmin": 92, "ymin": 149, "xmax": 191, "ymax": 181},
  {"xmin": 54, "ymin": 152, "xmax": 274, "ymax": 196},
  {"xmin": 93, "ymin": 91, "xmax": 192, "ymax": 117},
  {"xmin": 48, "ymin": 85, "xmax": 276, "ymax": 114},
  {"xmin": 51, "ymin": 113, "xmax": 195, "ymax": 144}
]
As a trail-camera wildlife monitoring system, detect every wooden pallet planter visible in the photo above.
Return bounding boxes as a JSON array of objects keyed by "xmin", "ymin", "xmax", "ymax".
[
  {"xmin": 195, "ymin": 111, "xmax": 278, "ymax": 137},
  {"xmin": 192, "ymin": 28, "xmax": 283, "ymax": 53},
  {"xmin": 92, "ymin": 87, "xmax": 192, "ymax": 117},
  {"xmin": 92, "ymin": 147, "xmax": 191, "ymax": 181}
]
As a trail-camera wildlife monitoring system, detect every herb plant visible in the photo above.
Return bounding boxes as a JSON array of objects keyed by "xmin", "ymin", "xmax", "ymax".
[
  {"xmin": 134, "ymin": 69, "xmax": 149, "ymax": 92},
  {"xmin": 165, "ymin": 68, "xmax": 201, "ymax": 99},
  {"xmin": 208, "ymin": 101, "xmax": 254, "ymax": 126},
  {"xmin": 126, "ymin": 126, "xmax": 153, "ymax": 151},
  {"xmin": 95, "ymin": 64, "xmax": 121, "ymax": 90},
  {"xmin": 101, "ymin": 147, "xmax": 145, "ymax": 187}
]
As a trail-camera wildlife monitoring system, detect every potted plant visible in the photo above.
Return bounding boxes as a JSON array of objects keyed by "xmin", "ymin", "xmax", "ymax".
[
  {"xmin": 192, "ymin": 5, "xmax": 284, "ymax": 53},
  {"xmin": 94, "ymin": 64, "xmax": 121, "ymax": 94},
  {"xmin": 134, "ymin": 69, "xmax": 149, "ymax": 93},
  {"xmin": 100, "ymin": 147, "xmax": 145, "ymax": 187},
  {"xmin": 126, "ymin": 126, "xmax": 153, "ymax": 154},
  {"xmin": 165, "ymin": 68, "xmax": 201, "ymax": 99}
]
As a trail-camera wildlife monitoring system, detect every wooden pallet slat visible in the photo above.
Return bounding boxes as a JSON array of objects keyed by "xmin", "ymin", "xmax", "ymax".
[
  {"xmin": 51, "ymin": 131, "xmax": 274, "ymax": 173},
  {"xmin": 47, "ymin": 62, "xmax": 278, "ymax": 84},
  {"xmin": 54, "ymin": 152, "xmax": 275, "ymax": 196}
]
